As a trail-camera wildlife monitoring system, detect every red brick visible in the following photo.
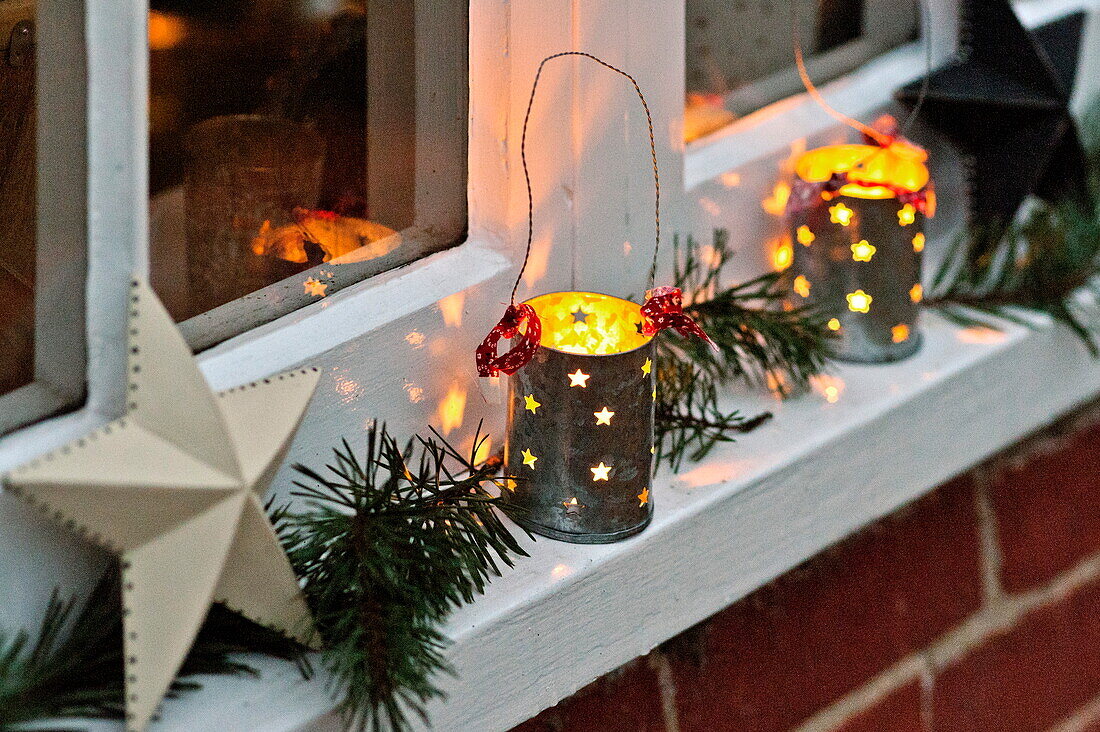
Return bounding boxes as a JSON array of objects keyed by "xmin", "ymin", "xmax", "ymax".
[
  {"xmin": 508, "ymin": 657, "xmax": 666, "ymax": 732},
  {"xmin": 991, "ymin": 418, "xmax": 1100, "ymax": 593},
  {"xmin": 836, "ymin": 681, "xmax": 926, "ymax": 732},
  {"xmin": 933, "ymin": 577, "xmax": 1100, "ymax": 732},
  {"xmin": 667, "ymin": 477, "xmax": 983, "ymax": 732}
]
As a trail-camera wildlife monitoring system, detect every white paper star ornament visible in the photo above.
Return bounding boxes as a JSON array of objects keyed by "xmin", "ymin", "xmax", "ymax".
[{"xmin": 4, "ymin": 279, "xmax": 317, "ymax": 731}]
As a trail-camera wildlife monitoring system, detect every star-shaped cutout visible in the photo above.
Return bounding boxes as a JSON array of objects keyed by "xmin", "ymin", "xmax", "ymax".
[
  {"xmin": 796, "ymin": 225, "xmax": 815, "ymax": 246},
  {"xmin": 897, "ymin": 204, "xmax": 916, "ymax": 227},
  {"xmin": 912, "ymin": 233, "xmax": 926, "ymax": 252},
  {"xmin": 571, "ymin": 308, "xmax": 589, "ymax": 323},
  {"xmin": 521, "ymin": 448, "xmax": 538, "ymax": 469},
  {"xmin": 851, "ymin": 241, "xmax": 877, "ymax": 262},
  {"xmin": 847, "ymin": 290, "xmax": 873, "ymax": 313},
  {"xmin": 594, "ymin": 407, "xmax": 615, "ymax": 425},
  {"xmin": 568, "ymin": 369, "xmax": 591, "ymax": 388},
  {"xmin": 793, "ymin": 275, "xmax": 811, "ymax": 298},
  {"xmin": 4, "ymin": 280, "xmax": 315, "ymax": 731},
  {"xmin": 303, "ymin": 277, "xmax": 328, "ymax": 297},
  {"xmin": 562, "ymin": 496, "xmax": 584, "ymax": 517},
  {"xmin": 896, "ymin": 1, "xmax": 1092, "ymax": 255},
  {"xmin": 590, "ymin": 462, "xmax": 612, "ymax": 481},
  {"xmin": 637, "ymin": 487, "xmax": 649, "ymax": 507},
  {"xmin": 524, "ymin": 394, "xmax": 541, "ymax": 413},
  {"xmin": 641, "ymin": 358, "xmax": 652, "ymax": 376},
  {"xmin": 829, "ymin": 203, "xmax": 854, "ymax": 226}
]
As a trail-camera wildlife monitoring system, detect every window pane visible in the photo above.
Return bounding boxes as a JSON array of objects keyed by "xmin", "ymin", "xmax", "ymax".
[
  {"xmin": 0, "ymin": 3, "xmax": 37, "ymax": 396},
  {"xmin": 148, "ymin": 1, "xmax": 468, "ymax": 348},
  {"xmin": 685, "ymin": 0, "xmax": 918, "ymax": 142}
]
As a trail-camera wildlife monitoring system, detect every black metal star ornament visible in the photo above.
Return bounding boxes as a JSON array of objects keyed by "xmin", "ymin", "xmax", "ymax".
[{"xmin": 895, "ymin": 1, "xmax": 1092, "ymax": 253}]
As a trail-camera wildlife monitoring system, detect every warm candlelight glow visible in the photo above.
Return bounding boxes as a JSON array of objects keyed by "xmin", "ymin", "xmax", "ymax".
[
  {"xmin": 851, "ymin": 240, "xmax": 877, "ymax": 262},
  {"xmin": 912, "ymin": 232, "xmax": 926, "ymax": 252},
  {"xmin": 526, "ymin": 292, "xmax": 652, "ymax": 356},
  {"xmin": 796, "ymin": 225, "xmax": 816, "ymax": 245},
  {"xmin": 898, "ymin": 204, "xmax": 917, "ymax": 226},
  {"xmin": 910, "ymin": 283, "xmax": 923, "ymax": 303},
  {"xmin": 829, "ymin": 203, "xmax": 855, "ymax": 226},
  {"xmin": 846, "ymin": 290, "xmax": 872, "ymax": 313},
  {"xmin": 793, "ymin": 275, "xmax": 811, "ymax": 298},
  {"xmin": 591, "ymin": 463, "xmax": 612, "ymax": 481},
  {"xmin": 795, "ymin": 142, "xmax": 930, "ymax": 199},
  {"xmin": 774, "ymin": 241, "xmax": 794, "ymax": 270}
]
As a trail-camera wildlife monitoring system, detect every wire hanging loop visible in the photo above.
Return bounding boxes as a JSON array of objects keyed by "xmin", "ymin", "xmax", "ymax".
[
  {"xmin": 476, "ymin": 51, "xmax": 716, "ymax": 377},
  {"xmin": 512, "ymin": 51, "xmax": 662, "ymax": 304},
  {"xmin": 788, "ymin": 0, "xmax": 932, "ymax": 147}
]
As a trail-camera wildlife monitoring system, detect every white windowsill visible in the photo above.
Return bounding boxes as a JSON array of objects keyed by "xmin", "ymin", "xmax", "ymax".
[
  {"xmin": 142, "ymin": 301, "xmax": 1100, "ymax": 732},
  {"xmin": 195, "ymin": 237, "xmax": 511, "ymax": 390}
]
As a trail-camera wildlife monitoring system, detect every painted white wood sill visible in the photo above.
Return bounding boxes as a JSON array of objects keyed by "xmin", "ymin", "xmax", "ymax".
[{"xmin": 137, "ymin": 301, "xmax": 1100, "ymax": 732}]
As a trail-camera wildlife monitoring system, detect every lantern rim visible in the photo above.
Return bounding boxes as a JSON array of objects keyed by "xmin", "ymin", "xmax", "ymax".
[
  {"xmin": 522, "ymin": 290, "xmax": 654, "ymax": 357},
  {"xmin": 795, "ymin": 143, "xmax": 930, "ymax": 199}
]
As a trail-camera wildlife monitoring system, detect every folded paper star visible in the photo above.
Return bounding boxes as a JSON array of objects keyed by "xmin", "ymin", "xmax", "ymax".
[
  {"xmin": 4, "ymin": 279, "xmax": 317, "ymax": 731},
  {"xmin": 895, "ymin": 2, "xmax": 1091, "ymax": 254}
]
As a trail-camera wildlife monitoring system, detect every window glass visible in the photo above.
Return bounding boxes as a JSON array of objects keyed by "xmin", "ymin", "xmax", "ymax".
[
  {"xmin": 685, "ymin": 0, "xmax": 918, "ymax": 142},
  {"xmin": 0, "ymin": 1, "xmax": 37, "ymax": 397},
  {"xmin": 148, "ymin": 1, "xmax": 468, "ymax": 349}
]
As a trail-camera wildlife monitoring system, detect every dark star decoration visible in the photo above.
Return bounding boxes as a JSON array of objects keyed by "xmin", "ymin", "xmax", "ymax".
[
  {"xmin": 572, "ymin": 307, "xmax": 589, "ymax": 324},
  {"xmin": 895, "ymin": 1, "xmax": 1092, "ymax": 254}
]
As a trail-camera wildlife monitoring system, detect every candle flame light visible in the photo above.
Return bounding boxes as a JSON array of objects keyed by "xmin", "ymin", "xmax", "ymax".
[
  {"xmin": 251, "ymin": 208, "xmax": 398, "ymax": 264},
  {"xmin": 525, "ymin": 292, "xmax": 652, "ymax": 356},
  {"xmin": 796, "ymin": 142, "xmax": 930, "ymax": 199}
]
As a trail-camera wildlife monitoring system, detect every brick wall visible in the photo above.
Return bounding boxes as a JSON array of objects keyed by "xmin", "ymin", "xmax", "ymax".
[{"xmin": 510, "ymin": 400, "xmax": 1100, "ymax": 732}]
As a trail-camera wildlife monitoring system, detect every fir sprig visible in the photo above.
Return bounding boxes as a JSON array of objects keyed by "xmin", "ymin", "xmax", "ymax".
[
  {"xmin": 277, "ymin": 422, "xmax": 528, "ymax": 732},
  {"xmin": 928, "ymin": 202, "xmax": 1100, "ymax": 353},
  {"xmin": 654, "ymin": 230, "xmax": 834, "ymax": 469},
  {"xmin": 0, "ymin": 565, "xmax": 303, "ymax": 727},
  {"xmin": 929, "ymin": 98, "xmax": 1100, "ymax": 353}
]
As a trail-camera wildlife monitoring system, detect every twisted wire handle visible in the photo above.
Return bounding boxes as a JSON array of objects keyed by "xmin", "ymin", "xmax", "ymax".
[
  {"xmin": 789, "ymin": 0, "xmax": 933, "ymax": 145},
  {"xmin": 511, "ymin": 51, "xmax": 661, "ymax": 303}
]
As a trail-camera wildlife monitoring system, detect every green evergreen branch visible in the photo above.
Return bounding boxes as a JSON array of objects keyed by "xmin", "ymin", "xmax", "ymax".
[
  {"xmin": 929, "ymin": 99, "xmax": 1100, "ymax": 354},
  {"xmin": 654, "ymin": 230, "xmax": 835, "ymax": 469},
  {"xmin": 277, "ymin": 422, "xmax": 528, "ymax": 732},
  {"xmin": 0, "ymin": 565, "xmax": 303, "ymax": 727}
]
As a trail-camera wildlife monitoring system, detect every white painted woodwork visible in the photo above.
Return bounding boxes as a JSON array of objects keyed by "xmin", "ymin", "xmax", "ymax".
[{"xmin": 1, "ymin": 0, "xmax": 1099, "ymax": 730}]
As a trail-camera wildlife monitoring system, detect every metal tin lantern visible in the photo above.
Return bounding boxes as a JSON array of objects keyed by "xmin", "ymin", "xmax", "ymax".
[
  {"xmin": 505, "ymin": 291, "xmax": 656, "ymax": 543},
  {"xmin": 475, "ymin": 52, "xmax": 712, "ymax": 544},
  {"xmin": 784, "ymin": 140, "xmax": 934, "ymax": 363}
]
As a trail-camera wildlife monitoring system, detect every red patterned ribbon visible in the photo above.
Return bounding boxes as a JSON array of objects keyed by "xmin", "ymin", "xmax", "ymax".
[
  {"xmin": 476, "ymin": 304, "xmax": 542, "ymax": 377},
  {"xmin": 786, "ymin": 173, "xmax": 932, "ymax": 216},
  {"xmin": 641, "ymin": 286, "xmax": 715, "ymax": 347}
]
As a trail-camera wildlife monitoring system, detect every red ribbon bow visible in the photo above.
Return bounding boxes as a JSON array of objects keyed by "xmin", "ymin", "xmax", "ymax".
[
  {"xmin": 641, "ymin": 286, "xmax": 715, "ymax": 347},
  {"xmin": 475, "ymin": 304, "xmax": 542, "ymax": 377}
]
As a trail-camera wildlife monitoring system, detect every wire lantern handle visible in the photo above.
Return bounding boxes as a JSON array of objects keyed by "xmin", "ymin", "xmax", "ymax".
[
  {"xmin": 789, "ymin": 0, "xmax": 933, "ymax": 145},
  {"xmin": 512, "ymin": 51, "xmax": 661, "ymax": 304}
]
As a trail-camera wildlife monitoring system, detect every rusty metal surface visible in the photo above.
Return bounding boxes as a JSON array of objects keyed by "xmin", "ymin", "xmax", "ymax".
[
  {"xmin": 505, "ymin": 323, "xmax": 655, "ymax": 544},
  {"xmin": 788, "ymin": 195, "xmax": 923, "ymax": 363}
]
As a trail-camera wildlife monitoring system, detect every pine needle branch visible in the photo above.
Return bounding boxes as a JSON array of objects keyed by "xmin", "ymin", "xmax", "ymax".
[
  {"xmin": 928, "ymin": 97, "xmax": 1100, "ymax": 354},
  {"xmin": 654, "ymin": 230, "xmax": 834, "ymax": 469},
  {"xmin": 0, "ymin": 565, "xmax": 303, "ymax": 727},
  {"xmin": 277, "ymin": 421, "xmax": 529, "ymax": 732}
]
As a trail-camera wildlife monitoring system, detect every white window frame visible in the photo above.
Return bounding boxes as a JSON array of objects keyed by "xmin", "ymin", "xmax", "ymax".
[
  {"xmin": 686, "ymin": 0, "xmax": 921, "ymax": 121},
  {"xmin": 1, "ymin": 0, "xmax": 1098, "ymax": 698}
]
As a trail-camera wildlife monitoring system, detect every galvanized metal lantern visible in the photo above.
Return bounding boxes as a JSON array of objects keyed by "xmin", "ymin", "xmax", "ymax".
[
  {"xmin": 505, "ymin": 292, "xmax": 656, "ymax": 542},
  {"xmin": 475, "ymin": 52, "xmax": 711, "ymax": 543},
  {"xmin": 784, "ymin": 138, "xmax": 934, "ymax": 363}
]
